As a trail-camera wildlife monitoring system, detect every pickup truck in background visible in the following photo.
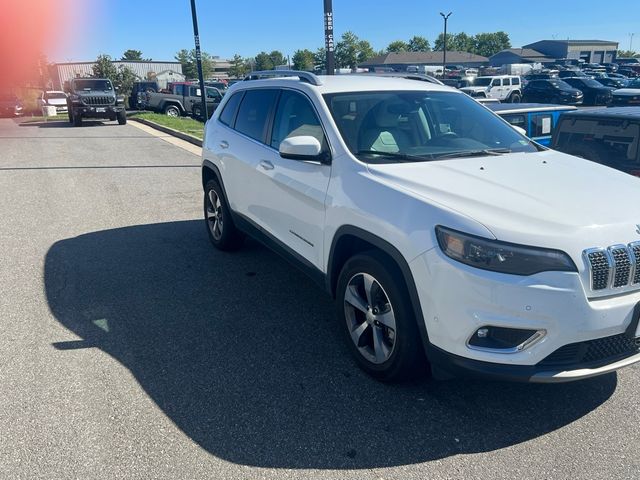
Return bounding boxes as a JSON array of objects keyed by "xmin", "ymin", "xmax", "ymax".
[{"xmin": 143, "ymin": 83, "xmax": 223, "ymax": 119}]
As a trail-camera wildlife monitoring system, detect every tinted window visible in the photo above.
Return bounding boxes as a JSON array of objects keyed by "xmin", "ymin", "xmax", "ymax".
[
  {"xmin": 174, "ymin": 84, "xmax": 185, "ymax": 96},
  {"xmin": 218, "ymin": 91, "xmax": 243, "ymax": 127},
  {"xmin": 270, "ymin": 90, "xmax": 326, "ymax": 151},
  {"xmin": 206, "ymin": 88, "xmax": 221, "ymax": 100},
  {"xmin": 74, "ymin": 79, "xmax": 113, "ymax": 91},
  {"xmin": 234, "ymin": 89, "xmax": 279, "ymax": 142},
  {"xmin": 512, "ymin": 77, "xmax": 520, "ymax": 85},
  {"xmin": 503, "ymin": 78, "xmax": 511, "ymax": 86},
  {"xmin": 502, "ymin": 114, "xmax": 527, "ymax": 130},
  {"xmin": 491, "ymin": 79, "xmax": 501, "ymax": 87}
]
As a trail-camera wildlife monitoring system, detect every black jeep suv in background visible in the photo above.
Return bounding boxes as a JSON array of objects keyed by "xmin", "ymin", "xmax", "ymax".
[{"xmin": 65, "ymin": 78, "xmax": 126, "ymax": 126}]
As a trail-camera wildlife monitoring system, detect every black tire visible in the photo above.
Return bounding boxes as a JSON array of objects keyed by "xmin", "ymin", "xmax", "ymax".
[
  {"xmin": 509, "ymin": 92, "xmax": 522, "ymax": 103},
  {"xmin": 192, "ymin": 105, "xmax": 202, "ymax": 121},
  {"xmin": 73, "ymin": 111, "xmax": 82, "ymax": 127},
  {"xmin": 117, "ymin": 110, "xmax": 127, "ymax": 125},
  {"xmin": 336, "ymin": 251, "xmax": 426, "ymax": 382},
  {"xmin": 68, "ymin": 110, "xmax": 73, "ymax": 124},
  {"xmin": 203, "ymin": 179, "xmax": 244, "ymax": 251},
  {"xmin": 164, "ymin": 104, "xmax": 181, "ymax": 117}
]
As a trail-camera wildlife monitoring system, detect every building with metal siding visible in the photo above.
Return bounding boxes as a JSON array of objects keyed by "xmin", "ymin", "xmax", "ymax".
[
  {"xmin": 49, "ymin": 61, "xmax": 183, "ymax": 89},
  {"xmin": 489, "ymin": 48, "xmax": 555, "ymax": 66},
  {"xmin": 359, "ymin": 51, "xmax": 489, "ymax": 70},
  {"xmin": 522, "ymin": 40, "xmax": 619, "ymax": 64}
]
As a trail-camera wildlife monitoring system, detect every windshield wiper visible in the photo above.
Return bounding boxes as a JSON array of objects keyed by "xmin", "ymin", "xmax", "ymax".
[
  {"xmin": 356, "ymin": 150, "xmax": 433, "ymax": 162},
  {"xmin": 431, "ymin": 148, "xmax": 512, "ymax": 160}
]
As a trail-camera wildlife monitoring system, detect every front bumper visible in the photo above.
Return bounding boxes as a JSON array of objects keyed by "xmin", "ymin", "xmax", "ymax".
[
  {"xmin": 410, "ymin": 248, "xmax": 640, "ymax": 382},
  {"xmin": 73, "ymin": 104, "xmax": 124, "ymax": 118}
]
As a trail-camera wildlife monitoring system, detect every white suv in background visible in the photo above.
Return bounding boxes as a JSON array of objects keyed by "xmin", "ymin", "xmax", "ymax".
[
  {"xmin": 201, "ymin": 71, "xmax": 640, "ymax": 383},
  {"xmin": 460, "ymin": 75, "xmax": 522, "ymax": 102}
]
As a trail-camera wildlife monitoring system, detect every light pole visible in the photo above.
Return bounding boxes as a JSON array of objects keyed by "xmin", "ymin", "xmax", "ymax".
[
  {"xmin": 440, "ymin": 11, "xmax": 452, "ymax": 78},
  {"xmin": 630, "ymin": 33, "xmax": 635, "ymax": 52},
  {"xmin": 190, "ymin": 0, "xmax": 207, "ymax": 120}
]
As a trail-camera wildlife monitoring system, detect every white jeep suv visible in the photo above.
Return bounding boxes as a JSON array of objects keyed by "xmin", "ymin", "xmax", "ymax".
[
  {"xmin": 201, "ymin": 71, "xmax": 640, "ymax": 382},
  {"xmin": 460, "ymin": 75, "xmax": 522, "ymax": 102}
]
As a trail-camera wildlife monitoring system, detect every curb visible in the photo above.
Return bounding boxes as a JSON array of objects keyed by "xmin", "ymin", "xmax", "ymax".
[{"xmin": 129, "ymin": 117, "xmax": 203, "ymax": 147}]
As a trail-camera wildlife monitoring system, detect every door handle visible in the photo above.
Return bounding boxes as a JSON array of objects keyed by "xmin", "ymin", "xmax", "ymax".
[
  {"xmin": 259, "ymin": 160, "xmax": 274, "ymax": 170},
  {"xmin": 219, "ymin": 141, "xmax": 229, "ymax": 149}
]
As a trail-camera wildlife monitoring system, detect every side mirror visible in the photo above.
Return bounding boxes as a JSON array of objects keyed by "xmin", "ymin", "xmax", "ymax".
[
  {"xmin": 279, "ymin": 136, "xmax": 328, "ymax": 163},
  {"xmin": 513, "ymin": 125, "xmax": 527, "ymax": 136}
]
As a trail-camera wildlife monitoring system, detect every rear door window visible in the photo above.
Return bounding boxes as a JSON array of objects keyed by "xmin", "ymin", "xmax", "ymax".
[
  {"xmin": 234, "ymin": 89, "xmax": 279, "ymax": 142},
  {"xmin": 532, "ymin": 114, "xmax": 553, "ymax": 136}
]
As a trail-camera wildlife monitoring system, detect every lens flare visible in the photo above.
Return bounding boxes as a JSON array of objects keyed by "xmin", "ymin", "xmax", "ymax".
[{"xmin": 0, "ymin": 0, "xmax": 87, "ymax": 90}]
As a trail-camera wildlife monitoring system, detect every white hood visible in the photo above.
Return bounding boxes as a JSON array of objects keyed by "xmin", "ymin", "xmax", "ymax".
[{"xmin": 367, "ymin": 150, "xmax": 640, "ymax": 257}]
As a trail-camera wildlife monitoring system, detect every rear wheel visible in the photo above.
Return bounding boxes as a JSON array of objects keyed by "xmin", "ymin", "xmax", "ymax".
[
  {"xmin": 72, "ymin": 111, "xmax": 82, "ymax": 127},
  {"xmin": 336, "ymin": 251, "xmax": 425, "ymax": 382},
  {"xmin": 509, "ymin": 92, "xmax": 522, "ymax": 103},
  {"xmin": 192, "ymin": 105, "xmax": 202, "ymax": 121},
  {"xmin": 204, "ymin": 179, "xmax": 244, "ymax": 251}
]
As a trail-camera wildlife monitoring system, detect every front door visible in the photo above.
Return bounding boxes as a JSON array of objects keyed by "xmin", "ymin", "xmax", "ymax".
[{"xmin": 251, "ymin": 89, "xmax": 331, "ymax": 269}]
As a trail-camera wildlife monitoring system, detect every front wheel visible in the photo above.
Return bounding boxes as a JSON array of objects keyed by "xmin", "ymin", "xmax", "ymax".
[
  {"xmin": 204, "ymin": 179, "xmax": 244, "ymax": 251},
  {"xmin": 336, "ymin": 251, "xmax": 426, "ymax": 382},
  {"xmin": 73, "ymin": 111, "xmax": 82, "ymax": 127},
  {"xmin": 117, "ymin": 110, "xmax": 127, "ymax": 125},
  {"xmin": 164, "ymin": 104, "xmax": 180, "ymax": 117}
]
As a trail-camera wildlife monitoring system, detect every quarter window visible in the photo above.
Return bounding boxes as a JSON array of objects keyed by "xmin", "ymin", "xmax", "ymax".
[
  {"xmin": 218, "ymin": 92, "xmax": 243, "ymax": 127},
  {"xmin": 234, "ymin": 89, "xmax": 279, "ymax": 142},
  {"xmin": 270, "ymin": 90, "xmax": 327, "ymax": 151},
  {"xmin": 532, "ymin": 114, "xmax": 553, "ymax": 136},
  {"xmin": 513, "ymin": 77, "xmax": 520, "ymax": 85},
  {"xmin": 502, "ymin": 114, "xmax": 527, "ymax": 131}
]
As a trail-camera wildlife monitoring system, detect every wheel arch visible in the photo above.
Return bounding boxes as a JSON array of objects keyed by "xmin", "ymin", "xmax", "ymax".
[{"xmin": 327, "ymin": 226, "xmax": 430, "ymax": 349}]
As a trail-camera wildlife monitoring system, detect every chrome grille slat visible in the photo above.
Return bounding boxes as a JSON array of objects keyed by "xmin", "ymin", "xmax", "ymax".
[
  {"xmin": 584, "ymin": 243, "xmax": 640, "ymax": 291},
  {"xmin": 609, "ymin": 245, "xmax": 631, "ymax": 288}
]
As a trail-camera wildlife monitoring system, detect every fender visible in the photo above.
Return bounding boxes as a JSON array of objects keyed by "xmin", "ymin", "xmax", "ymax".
[{"xmin": 327, "ymin": 225, "xmax": 430, "ymax": 350}]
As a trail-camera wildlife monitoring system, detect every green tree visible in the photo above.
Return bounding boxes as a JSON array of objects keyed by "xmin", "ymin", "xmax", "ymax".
[
  {"xmin": 114, "ymin": 65, "xmax": 137, "ymax": 99},
  {"xmin": 292, "ymin": 49, "xmax": 315, "ymax": 71},
  {"xmin": 121, "ymin": 49, "xmax": 150, "ymax": 61},
  {"xmin": 387, "ymin": 40, "xmax": 409, "ymax": 53},
  {"xmin": 434, "ymin": 33, "xmax": 454, "ymax": 52},
  {"xmin": 335, "ymin": 31, "xmax": 375, "ymax": 69},
  {"xmin": 253, "ymin": 50, "xmax": 286, "ymax": 70},
  {"xmin": 473, "ymin": 31, "xmax": 511, "ymax": 57},
  {"xmin": 174, "ymin": 49, "xmax": 215, "ymax": 80},
  {"xmin": 92, "ymin": 54, "xmax": 119, "ymax": 80},
  {"xmin": 408, "ymin": 36, "xmax": 431, "ymax": 52},
  {"xmin": 452, "ymin": 32, "xmax": 475, "ymax": 53},
  {"xmin": 313, "ymin": 47, "xmax": 326, "ymax": 72},
  {"xmin": 228, "ymin": 54, "xmax": 249, "ymax": 78},
  {"xmin": 618, "ymin": 50, "xmax": 640, "ymax": 58}
]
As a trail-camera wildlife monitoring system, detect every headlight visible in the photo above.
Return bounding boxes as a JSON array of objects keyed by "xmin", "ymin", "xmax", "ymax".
[{"xmin": 435, "ymin": 226, "xmax": 577, "ymax": 275}]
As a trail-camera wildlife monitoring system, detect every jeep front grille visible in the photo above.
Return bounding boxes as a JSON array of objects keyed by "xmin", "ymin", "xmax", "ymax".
[
  {"xmin": 584, "ymin": 243, "xmax": 640, "ymax": 291},
  {"xmin": 82, "ymin": 96, "xmax": 114, "ymax": 106}
]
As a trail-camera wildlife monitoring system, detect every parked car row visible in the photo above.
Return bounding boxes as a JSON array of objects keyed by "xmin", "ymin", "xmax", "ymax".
[{"xmin": 141, "ymin": 81, "xmax": 224, "ymax": 120}]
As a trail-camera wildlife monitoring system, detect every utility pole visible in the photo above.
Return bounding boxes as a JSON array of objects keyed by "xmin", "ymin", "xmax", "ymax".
[
  {"xmin": 323, "ymin": 0, "xmax": 335, "ymax": 75},
  {"xmin": 440, "ymin": 12, "xmax": 452, "ymax": 78},
  {"xmin": 630, "ymin": 33, "xmax": 635, "ymax": 52},
  {"xmin": 190, "ymin": 0, "xmax": 207, "ymax": 120}
]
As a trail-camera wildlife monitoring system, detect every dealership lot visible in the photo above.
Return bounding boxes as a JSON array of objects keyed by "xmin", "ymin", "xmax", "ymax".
[{"xmin": 1, "ymin": 117, "xmax": 639, "ymax": 479}]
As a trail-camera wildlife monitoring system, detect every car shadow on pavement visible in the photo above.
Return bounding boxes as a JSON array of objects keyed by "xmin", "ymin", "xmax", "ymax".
[{"xmin": 44, "ymin": 220, "xmax": 617, "ymax": 470}]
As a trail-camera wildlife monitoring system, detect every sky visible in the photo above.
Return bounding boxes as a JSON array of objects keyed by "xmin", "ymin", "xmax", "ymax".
[{"xmin": 50, "ymin": 0, "xmax": 640, "ymax": 62}]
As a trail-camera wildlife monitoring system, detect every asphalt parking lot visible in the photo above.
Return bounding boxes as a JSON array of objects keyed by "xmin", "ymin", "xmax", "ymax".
[{"xmin": 1, "ymin": 117, "xmax": 638, "ymax": 479}]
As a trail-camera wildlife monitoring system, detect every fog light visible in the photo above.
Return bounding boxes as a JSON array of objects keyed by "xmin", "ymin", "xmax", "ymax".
[{"xmin": 468, "ymin": 326, "xmax": 545, "ymax": 353}]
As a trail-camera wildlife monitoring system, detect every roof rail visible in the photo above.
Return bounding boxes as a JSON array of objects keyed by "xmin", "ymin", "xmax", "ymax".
[{"xmin": 243, "ymin": 70, "xmax": 323, "ymax": 86}]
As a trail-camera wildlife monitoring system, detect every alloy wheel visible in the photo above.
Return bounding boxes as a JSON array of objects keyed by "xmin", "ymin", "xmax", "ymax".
[
  {"xmin": 206, "ymin": 189, "xmax": 224, "ymax": 241},
  {"xmin": 343, "ymin": 272, "xmax": 397, "ymax": 364}
]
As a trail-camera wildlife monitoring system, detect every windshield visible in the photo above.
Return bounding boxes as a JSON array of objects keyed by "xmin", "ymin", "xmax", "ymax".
[
  {"xmin": 473, "ymin": 78, "xmax": 492, "ymax": 86},
  {"xmin": 45, "ymin": 92, "xmax": 66, "ymax": 100},
  {"xmin": 324, "ymin": 90, "xmax": 537, "ymax": 163},
  {"xmin": 577, "ymin": 78, "xmax": 604, "ymax": 88},
  {"xmin": 549, "ymin": 79, "xmax": 572, "ymax": 89},
  {"xmin": 74, "ymin": 79, "xmax": 113, "ymax": 91},
  {"xmin": 628, "ymin": 79, "xmax": 640, "ymax": 88}
]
